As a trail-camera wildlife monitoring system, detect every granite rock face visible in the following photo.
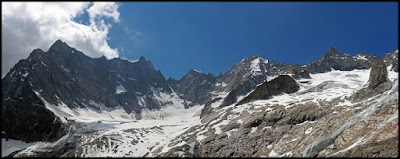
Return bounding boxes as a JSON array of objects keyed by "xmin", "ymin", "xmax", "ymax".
[
  {"xmin": 368, "ymin": 57, "xmax": 389, "ymax": 89},
  {"xmin": 1, "ymin": 77, "xmax": 68, "ymax": 142},
  {"xmin": 5, "ymin": 40, "xmax": 174, "ymax": 113},
  {"xmin": 1, "ymin": 40, "xmax": 183, "ymax": 142}
]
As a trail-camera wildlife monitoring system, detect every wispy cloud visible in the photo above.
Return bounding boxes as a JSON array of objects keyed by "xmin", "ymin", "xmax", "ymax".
[{"xmin": 124, "ymin": 26, "xmax": 144, "ymax": 40}]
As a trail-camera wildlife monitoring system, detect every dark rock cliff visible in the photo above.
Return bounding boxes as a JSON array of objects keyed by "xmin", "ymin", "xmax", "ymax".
[
  {"xmin": 236, "ymin": 75, "xmax": 300, "ymax": 105},
  {"xmin": 1, "ymin": 40, "xmax": 178, "ymax": 142}
]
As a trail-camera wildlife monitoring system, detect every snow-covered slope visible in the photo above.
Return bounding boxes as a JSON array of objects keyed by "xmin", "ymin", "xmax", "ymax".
[
  {"xmin": 158, "ymin": 69, "xmax": 398, "ymax": 157},
  {"xmin": 2, "ymin": 40, "xmax": 398, "ymax": 157},
  {"xmin": 5, "ymin": 67, "xmax": 397, "ymax": 157},
  {"xmin": 7, "ymin": 104, "xmax": 204, "ymax": 157}
]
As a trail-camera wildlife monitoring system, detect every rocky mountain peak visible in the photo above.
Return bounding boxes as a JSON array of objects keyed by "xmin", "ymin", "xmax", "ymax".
[
  {"xmin": 321, "ymin": 47, "xmax": 342, "ymax": 62},
  {"xmin": 139, "ymin": 56, "xmax": 146, "ymax": 62},
  {"xmin": 135, "ymin": 56, "xmax": 156, "ymax": 71},
  {"xmin": 328, "ymin": 47, "xmax": 339, "ymax": 53},
  {"xmin": 166, "ymin": 77, "xmax": 176, "ymax": 84},
  {"xmin": 48, "ymin": 39, "xmax": 71, "ymax": 53},
  {"xmin": 249, "ymin": 54, "xmax": 260, "ymax": 59},
  {"xmin": 242, "ymin": 54, "xmax": 261, "ymax": 63},
  {"xmin": 306, "ymin": 47, "xmax": 377, "ymax": 73},
  {"xmin": 233, "ymin": 54, "xmax": 262, "ymax": 67},
  {"xmin": 99, "ymin": 55, "xmax": 107, "ymax": 60},
  {"xmin": 169, "ymin": 68, "xmax": 217, "ymax": 106},
  {"xmin": 2, "ymin": 40, "xmax": 184, "ymax": 143},
  {"xmin": 28, "ymin": 48, "xmax": 45, "ymax": 59}
]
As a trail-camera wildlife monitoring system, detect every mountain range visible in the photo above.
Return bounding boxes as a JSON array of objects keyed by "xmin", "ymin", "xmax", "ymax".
[{"xmin": 1, "ymin": 40, "xmax": 398, "ymax": 157}]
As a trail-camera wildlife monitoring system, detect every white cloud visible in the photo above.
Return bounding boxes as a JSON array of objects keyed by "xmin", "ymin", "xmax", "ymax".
[
  {"xmin": 87, "ymin": 2, "xmax": 120, "ymax": 23},
  {"xmin": 1, "ymin": 2, "xmax": 121, "ymax": 77}
]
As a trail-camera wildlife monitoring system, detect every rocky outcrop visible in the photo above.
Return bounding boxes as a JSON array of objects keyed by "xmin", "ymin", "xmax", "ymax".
[
  {"xmin": 349, "ymin": 57, "xmax": 392, "ymax": 102},
  {"xmin": 298, "ymin": 70, "xmax": 311, "ymax": 79},
  {"xmin": 236, "ymin": 75, "xmax": 299, "ymax": 105},
  {"xmin": 289, "ymin": 67, "xmax": 311, "ymax": 79},
  {"xmin": 368, "ymin": 57, "xmax": 389, "ymax": 89},
  {"xmin": 219, "ymin": 89, "xmax": 237, "ymax": 107}
]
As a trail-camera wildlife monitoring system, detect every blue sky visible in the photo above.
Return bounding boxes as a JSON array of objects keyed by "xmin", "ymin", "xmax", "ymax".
[{"xmin": 102, "ymin": 2, "xmax": 397, "ymax": 79}]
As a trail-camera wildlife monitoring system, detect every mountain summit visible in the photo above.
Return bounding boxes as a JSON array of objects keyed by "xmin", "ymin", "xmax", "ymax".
[
  {"xmin": 2, "ymin": 40, "xmax": 398, "ymax": 157},
  {"xmin": 1, "ymin": 40, "xmax": 185, "ymax": 143},
  {"xmin": 306, "ymin": 47, "xmax": 377, "ymax": 73}
]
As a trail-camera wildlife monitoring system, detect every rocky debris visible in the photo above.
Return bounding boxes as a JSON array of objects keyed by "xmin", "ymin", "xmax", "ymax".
[
  {"xmin": 306, "ymin": 47, "xmax": 377, "ymax": 73},
  {"xmin": 236, "ymin": 75, "xmax": 299, "ymax": 105},
  {"xmin": 349, "ymin": 57, "xmax": 392, "ymax": 102},
  {"xmin": 161, "ymin": 73, "xmax": 398, "ymax": 158},
  {"xmin": 219, "ymin": 89, "xmax": 237, "ymax": 107},
  {"xmin": 165, "ymin": 101, "xmax": 331, "ymax": 157},
  {"xmin": 280, "ymin": 103, "xmax": 327, "ymax": 125},
  {"xmin": 331, "ymin": 137, "xmax": 398, "ymax": 157}
]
